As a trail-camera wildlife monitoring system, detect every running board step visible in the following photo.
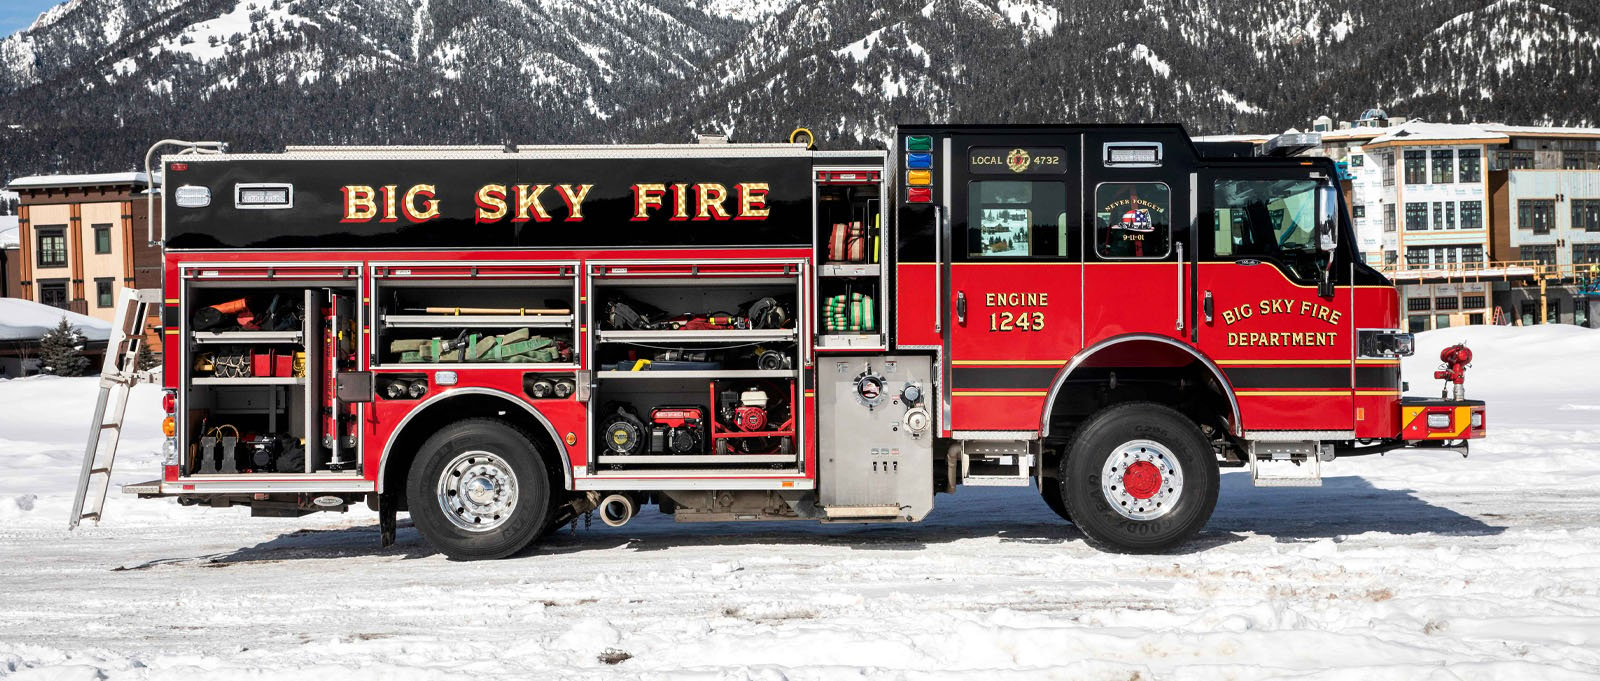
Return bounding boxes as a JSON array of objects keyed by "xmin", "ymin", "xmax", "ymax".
[
  {"xmin": 122, "ymin": 480, "xmax": 163, "ymax": 495},
  {"xmin": 1248, "ymin": 441, "xmax": 1326, "ymax": 487}
]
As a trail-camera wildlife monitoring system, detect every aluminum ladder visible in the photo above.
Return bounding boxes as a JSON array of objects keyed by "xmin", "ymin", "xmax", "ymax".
[{"xmin": 68, "ymin": 288, "xmax": 162, "ymax": 530}]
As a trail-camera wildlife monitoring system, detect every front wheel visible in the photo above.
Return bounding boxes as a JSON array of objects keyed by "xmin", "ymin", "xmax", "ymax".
[
  {"xmin": 1061, "ymin": 403, "xmax": 1219, "ymax": 552},
  {"xmin": 407, "ymin": 419, "xmax": 551, "ymax": 560}
]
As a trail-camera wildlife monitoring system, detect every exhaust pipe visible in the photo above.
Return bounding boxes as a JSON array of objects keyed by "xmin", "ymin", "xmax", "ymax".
[{"xmin": 598, "ymin": 494, "xmax": 636, "ymax": 527}]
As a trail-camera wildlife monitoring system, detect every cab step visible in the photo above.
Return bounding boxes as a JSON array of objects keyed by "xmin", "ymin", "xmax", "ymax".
[{"xmin": 1247, "ymin": 441, "xmax": 1327, "ymax": 487}]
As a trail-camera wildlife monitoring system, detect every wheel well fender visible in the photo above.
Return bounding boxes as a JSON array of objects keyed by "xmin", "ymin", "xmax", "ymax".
[
  {"xmin": 1039, "ymin": 334, "xmax": 1241, "ymax": 437},
  {"xmin": 377, "ymin": 388, "xmax": 573, "ymax": 498}
]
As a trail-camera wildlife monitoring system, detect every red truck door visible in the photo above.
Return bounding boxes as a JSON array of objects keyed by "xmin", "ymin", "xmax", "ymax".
[
  {"xmin": 1193, "ymin": 167, "xmax": 1355, "ymax": 433},
  {"xmin": 941, "ymin": 133, "xmax": 1083, "ymax": 434}
]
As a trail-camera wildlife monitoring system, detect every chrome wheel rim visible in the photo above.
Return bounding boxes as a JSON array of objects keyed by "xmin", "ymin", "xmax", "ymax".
[
  {"xmin": 1100, "ymin": 439, "xmax": 1183, "ymax": 521},
  {"xmin": 436, "ymin": 450, "xmax": 518, "ymax": 532}
]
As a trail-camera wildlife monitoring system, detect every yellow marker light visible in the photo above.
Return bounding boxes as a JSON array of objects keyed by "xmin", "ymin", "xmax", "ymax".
[
  {"xmin": 906, "ymin": 170, "xmax": 932, "ymax": 186},
  {"xmin": 162, "ymin": 416, "xmax": 176, "ymax": 438}
]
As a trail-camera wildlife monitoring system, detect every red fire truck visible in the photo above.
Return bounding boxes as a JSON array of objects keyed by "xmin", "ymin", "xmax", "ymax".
[{"xmin": 72, "ymin": 125, "xmax": 1485, "ymax": 559}]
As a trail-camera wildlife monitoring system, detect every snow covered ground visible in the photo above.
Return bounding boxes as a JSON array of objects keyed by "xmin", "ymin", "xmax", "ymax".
[{"xmin": 2, "ymin": 326, "xmax": 1599, "ymax": 680}]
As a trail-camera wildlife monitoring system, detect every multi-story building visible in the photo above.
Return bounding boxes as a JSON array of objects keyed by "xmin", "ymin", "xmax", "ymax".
[
  {"xmin": 1, "ymin": 190, "xmax": 18, "ymax": 298},
  {"xmin": 1297, "ymin": 117, "xmax": 1600, "ymax": 330},
  {"xmin": 6, "ymin": 173, "xmax": 161, "ymax": 322}
]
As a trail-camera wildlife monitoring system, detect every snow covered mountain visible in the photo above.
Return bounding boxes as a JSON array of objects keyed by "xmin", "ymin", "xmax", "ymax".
[{"xmin": 0, "ymin": 0, "xmax": 1596, "ymax": 179}]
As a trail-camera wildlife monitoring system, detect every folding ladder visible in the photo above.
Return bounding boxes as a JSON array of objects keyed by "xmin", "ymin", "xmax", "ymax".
[{"xmin": 68, "ymin": 288, "xmax": 163, "ymax": 530}]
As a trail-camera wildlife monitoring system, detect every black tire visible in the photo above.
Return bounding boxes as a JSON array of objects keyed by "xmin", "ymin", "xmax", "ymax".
[
  {"xmin": 407, "ymin": 419, "xmax": 552, "ymax": 560},
  {"xmin": 1040, "ymin": 476, "xmax": 1072, "ymax": 523},
  {"xmin": 1061, "ymin": 403, "xmax": 1218, "ymax": 553}
]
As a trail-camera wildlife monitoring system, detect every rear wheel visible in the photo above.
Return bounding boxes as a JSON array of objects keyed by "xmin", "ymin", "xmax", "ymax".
[
  {"xmin": 407, "ymin": 419, "xmax": 551, "ymax": 560},
  {"xmin": 1061, "ymin": 403, "xmax": 1218, "ymax": 552}
]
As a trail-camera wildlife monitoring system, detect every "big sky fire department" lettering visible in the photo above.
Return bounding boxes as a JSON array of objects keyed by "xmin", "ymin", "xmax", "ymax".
[{"xmin": 1221, "ymin": 297, "xmax": 1342, "ymax": 347}]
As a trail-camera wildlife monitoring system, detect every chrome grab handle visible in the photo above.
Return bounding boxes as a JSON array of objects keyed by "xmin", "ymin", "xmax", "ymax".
[
  {"xmin": 1204, "ymin": 290, "xmax": 1214, "ymax": 324},
  {"xmin": 1176, "ymin": 242, "xmax": 1185, "ymax": 333},
  {"xmin": 956, "ymin": 291, "xmax": 967, "ymax": 325},
  {"xmin": 934, "ymin": 205, "xmax": 944, "ymax": 334}
]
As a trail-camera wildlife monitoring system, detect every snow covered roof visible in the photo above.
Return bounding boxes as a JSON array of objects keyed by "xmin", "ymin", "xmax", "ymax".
[
  {"xmin": 1365, "ymin": 122, "xmax": 1509, "ymax": 148},
  {"xmin": 1480, "ymin": 124, "xmax": 1600, "ymax": 139},
  {"xmin": 0, "ymin": 216, "xmax": 18, "ymax": 249},
  {"xmin": 1191, "ymin": 134, "xmax": 1273, "ymax": 144},
  {"xmin": 0, "ymin": 298, "xmax": 112, "ymax": 342},
  {"xmin": 6, "ymin": 172, "xmax": 151, "ymax": 190}
]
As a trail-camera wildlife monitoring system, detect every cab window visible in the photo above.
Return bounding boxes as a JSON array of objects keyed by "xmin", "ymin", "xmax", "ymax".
[
  {"xmin": 1213, "ymin": 179, "xmax": 1321, "ymax": 280},
  {"xmin": 966, "ymin": 181, "xmax": 1068, "ymax": 258},
  {"xmin": 1094, "ymin": 182, "xmax": 1171, "ymax": 259}
]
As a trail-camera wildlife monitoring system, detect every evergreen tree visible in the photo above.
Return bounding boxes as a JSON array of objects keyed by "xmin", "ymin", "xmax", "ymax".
[
  {"xmin": 38, "ymin": 317, "xmax": 90, "ymax": 377},
  {"xmin": 136, "ymin": 336, "xmax": 160, "ymax": 372}
]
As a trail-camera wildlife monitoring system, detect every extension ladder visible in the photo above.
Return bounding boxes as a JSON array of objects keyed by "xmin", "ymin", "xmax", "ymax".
[{"xmin": 68, "ymin": 288, "xmax": 163, "ymax": 530}]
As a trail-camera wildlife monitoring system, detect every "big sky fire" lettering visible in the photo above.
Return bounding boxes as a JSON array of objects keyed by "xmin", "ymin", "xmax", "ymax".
[{"xmin": 339, "ymin": 182, "xmax": 772, "ymax": 224}]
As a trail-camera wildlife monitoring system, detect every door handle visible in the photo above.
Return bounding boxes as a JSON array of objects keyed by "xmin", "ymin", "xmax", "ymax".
[
  {"xmin": 1175, "ymin": 242, "xmax": 1185, "ymax": 333},
  {"xmin": 1204, "ymin": 290, "xmax": 1214, "ymax": 323},
  {"xmin": 956, "ymin": 291, "xmax": 967, "ymax": 325}
]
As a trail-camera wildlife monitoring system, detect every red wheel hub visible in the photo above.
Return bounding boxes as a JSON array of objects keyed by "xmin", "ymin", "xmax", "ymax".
[{"xmin": 1122, "ymin": 461, "xmax": 1162, "ymax": 500}]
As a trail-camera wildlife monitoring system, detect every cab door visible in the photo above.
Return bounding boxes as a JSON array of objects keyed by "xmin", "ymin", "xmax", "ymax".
[
  {"xmin": 942, "ymin": 134, "xmax": 1082, "ymax": 434},
  {"xmin": 1193, "ymin": 166, "xmax": 1354, "ymax": 433}
]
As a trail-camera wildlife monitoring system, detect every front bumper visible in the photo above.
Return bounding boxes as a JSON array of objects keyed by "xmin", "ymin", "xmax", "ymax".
[{"xmin": 1400, "ymin": 397, "xmax": 1486, "ymax": 441}]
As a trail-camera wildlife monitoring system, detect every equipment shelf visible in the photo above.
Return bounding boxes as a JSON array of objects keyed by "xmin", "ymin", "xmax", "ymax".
[
  {"xmin": 818, "ymin": 263, "xmax": 881, "ymax": 277},
  {"xmin": 596, "ymin": 329, "xmax": 798, "ymax": 343},
  {"xmin": 191, "ymin": 330, "xmax": 304, "ymax": 344},
  {"xmin": 192, "ymin": 377, "xmax": 306, "ymax": 386},
  {"xmin": 380, "ymin": 314, "xmax": 574, "ymax": 329},
  {"xmin": 593, "ymin": 454, "xmax": 797, "ymax": 465},
  {"xmin": 596, "ymin": 369, "xmax": 796, "ymax": 380}
]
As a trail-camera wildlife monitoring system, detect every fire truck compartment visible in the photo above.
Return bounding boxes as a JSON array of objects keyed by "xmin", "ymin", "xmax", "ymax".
[{"xmin": 178, "ymin": 265, "xmax": 363, "ymax": 479}]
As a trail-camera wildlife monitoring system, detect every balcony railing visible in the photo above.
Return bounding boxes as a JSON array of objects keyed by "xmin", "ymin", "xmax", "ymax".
[{"xmin": 1376, "ymin": 260, "xmax": 1600, "ymax": 283}]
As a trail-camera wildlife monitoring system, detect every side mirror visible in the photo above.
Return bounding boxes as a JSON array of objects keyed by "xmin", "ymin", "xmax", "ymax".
[{"xmin": 1317, "ymin": 186, "xmax": 1339, "ymax": 253}]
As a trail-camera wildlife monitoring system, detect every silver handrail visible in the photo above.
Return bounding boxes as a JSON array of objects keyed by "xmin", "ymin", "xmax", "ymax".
[{"xmin": 143, "ymin": 140, "xmax": 227, "ymax": 246}]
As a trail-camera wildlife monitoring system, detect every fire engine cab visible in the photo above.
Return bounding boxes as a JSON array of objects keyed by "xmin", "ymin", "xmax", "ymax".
[{"xmin": 73, "ymin": 125, "xmax": 1486, "ymax": 559}]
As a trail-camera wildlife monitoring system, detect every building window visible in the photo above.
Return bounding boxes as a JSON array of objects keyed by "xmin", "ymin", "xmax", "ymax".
[
  {"xmin": 1547, "ymin": 299, "xmax": 1560, "ymax": 324},
  {"xmin": 1431, "ymin": 150, "xmax": 1454, "ymax": 184},
  {"xmin": 1405, "ymin": 203, "xmax": 1429, "ymax": 231},
  {"xmin": 1518, "ymin": 199, "xmax": 1556, "ymax": 234},
  {"xmin": 1458, "ymin": 149, "xmax": 1481, "ymax": 182},
  {"xmin": 39, "ymin": 281, "xmax": 67, "ymax": 309},
  {"xmin": 1350, "ymin": 154, "xmax": 1365, "ymax": 168},
  {"xmin": 1095, "ymin": 182, "xmax": 1171, "ymax": 259},
  {"xmin": 36, "ymin": 228, "xmax": 67, "ymax": 268},
  {"xmin": 1404, "ymin": 151, "xmax": 1428, "ymax": 184},
  {"xmin": 1496, "ymin": 150, "xmax": 1535, "ymax": 170},
  {"xmin": 1432, "ymin": 201, "xmax": 1456, "ymax": 230},
  {"xmin": 1384, "ymin": 250, "xmax": 1398, "ymax": 265},
  {"xmin": 1408, "ymin": 315, "xmax": 1429, "ymax": 332},
  {"xmin": 1523, "ymin": 244, "xmax": 1557, "ymax": 265},
  {"xmin": 1573, "ymin": 243, "xmax": 1600, "ymax": 265},
  {"xmin": 1407, "ymin": 297, "xmax": 1431, "ymax": 312},
  {"xmin": 1520, "ymin": 301, "xmax": 1536, "ymax": 325},
  {"xmin": 1462, "ymin": 245, "xmax": 1484, "ymax": 264},
  {"xmin": 1406, "ymin": 246, "xmax": 1433, "ymax": 266},
  {"xmin": 1565, "ymin": 153, "xmax": 1589, "ymax": 170},
  {"xmin": 1380, "ymin": 152, "xmax": 1396, "ymax": 187},
  {"xmin": 1435, "ymin": 296, "xmax": 1459, "ymax": 311},
  {"xmin": 95, "ymin": 278, "xmax": 114, "ymax": 308},
  {"xmin": 1353, "ymin": 205, "xmax": 1366, "ymax": 219},
  {"xmin": 1384, "ymin": 204, "xmax": 1396, "ymax": 232},
  {"xmin": 93, "ymin": 224, "xmax": 112, "ymax": 254},
  {"xmin": 1573, "ymin": 199, "xmax": 1600, "ymax": 232},
  {"xmin": 1460, "ymin": 200, "xmax": 1484, "ymax": 230},
  {"xmin": 1463, "ymin": 295, "xmax": 1486, "ymax": 309}
]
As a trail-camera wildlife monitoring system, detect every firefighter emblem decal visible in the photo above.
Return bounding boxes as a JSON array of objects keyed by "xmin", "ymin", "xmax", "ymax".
[
  {"xmin": 1119, "ymin": 206, "xmax": 1154, "ymax": 232},
  {"xmin": 1006, "ymin": 148, "xmax": 1031, "ymax": 173}
]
